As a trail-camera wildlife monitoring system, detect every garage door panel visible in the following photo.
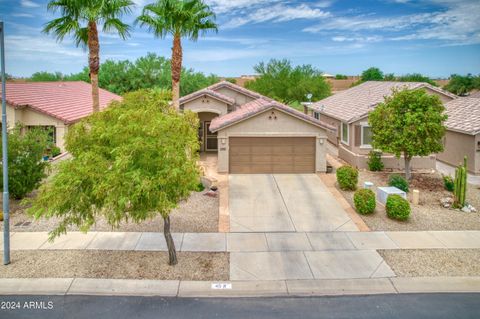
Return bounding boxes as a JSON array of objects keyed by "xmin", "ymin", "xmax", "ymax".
[{"xmin": 229, "ymin": 137, "xmax": 315, "ymax": 174}]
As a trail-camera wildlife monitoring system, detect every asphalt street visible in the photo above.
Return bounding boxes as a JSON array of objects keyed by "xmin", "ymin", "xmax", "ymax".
[{"xmin": 1, "ymin": 293, "xmax": 479, "ymax": 319}]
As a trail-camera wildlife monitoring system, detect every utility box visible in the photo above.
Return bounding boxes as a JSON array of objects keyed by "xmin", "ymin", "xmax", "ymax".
[{"xmin": 377, "ymin": 186, "xmax": 406, "ymax": 205}]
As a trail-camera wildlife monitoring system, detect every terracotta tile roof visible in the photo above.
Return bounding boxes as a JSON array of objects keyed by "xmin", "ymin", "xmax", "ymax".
[
  {"xmin": 210, "ymin": 98, "xmax": 336, "ymax": 132},
  {"xmin": 445, "ymin": 97, "xmax": 480, "ymax": 135},
  {"xmin": 179, "ymin": 88, "xmax": 235, "ymax": 105},
  {"xmin": 0, "ymin": 81, "xmax": 121, "ymax": 124},
  {"xmin": 207, "ymin": 80, "xmax": 269, "ymax": 100},
  {"xmin": 310, "ymin": 81, "xmax": 457, "ymax": 123}
]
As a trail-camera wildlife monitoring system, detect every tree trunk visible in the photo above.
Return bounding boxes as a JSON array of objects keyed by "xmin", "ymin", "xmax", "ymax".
[
  {"xmin": 88, "ymin": 21, "xmax": 100, "ymax": 113},
  {"xmin": 171, "ymin": 33, "xmax": 182, "ymax": 110},
  {"xmin": 163, "ymin": 215, "xmax": 177, "ymax": 265},
  {"xmin": 404, "ymin": 153, "xmax": 412, "ymax": 180}
]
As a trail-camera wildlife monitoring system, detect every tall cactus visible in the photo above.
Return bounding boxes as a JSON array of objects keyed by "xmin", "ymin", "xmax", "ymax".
[{"xmin": 453, "ymin": 157, "xmax": 467, "ymax": 208}]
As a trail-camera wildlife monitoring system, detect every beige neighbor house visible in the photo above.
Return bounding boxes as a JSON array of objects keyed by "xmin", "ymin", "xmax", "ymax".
[
  {"xmin": 437, "ymin": 97, "xmax": 480, "ymax": 175},
  {"xmin": 306, "ymin": 81, "xmax": 457, "ymax": 170},
  {"xmin": 180, "ymin": 81, "xmax": 336, "ymax": 173},
  {"xmin": 0, "ymin": 81, "xmax": 121, "ymax": 152}
]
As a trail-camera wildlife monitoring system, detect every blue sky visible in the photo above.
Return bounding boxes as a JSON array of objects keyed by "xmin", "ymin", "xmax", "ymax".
[{"xmin": 1, "ymin": 0, "xmax": 479, "ymax": 78}]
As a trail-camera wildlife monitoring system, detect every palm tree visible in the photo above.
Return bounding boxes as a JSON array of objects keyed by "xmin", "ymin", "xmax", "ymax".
[
  {"xmin": 44, "ymin": 0, "xmax": 133, "ymax": 112},
  {"xmin": 136, "ymin": 0, "xmax": 217, "ymax": 109}
]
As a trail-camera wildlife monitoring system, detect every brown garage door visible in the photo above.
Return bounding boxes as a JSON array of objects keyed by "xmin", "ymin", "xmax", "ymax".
[{"xmin": 229, "ymin": 137, "xmax": 316, "ymax": 174}]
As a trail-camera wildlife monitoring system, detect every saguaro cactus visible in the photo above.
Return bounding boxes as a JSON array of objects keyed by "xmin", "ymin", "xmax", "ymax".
[{"xmin": 454, "ymin": 157, "xmax": 467, "ymax": 208}]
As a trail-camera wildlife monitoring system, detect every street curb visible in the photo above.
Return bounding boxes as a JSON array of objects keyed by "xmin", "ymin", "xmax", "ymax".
[{"xmin": 1, "ymin": 277, "xmax": 479, "ymax": 297}]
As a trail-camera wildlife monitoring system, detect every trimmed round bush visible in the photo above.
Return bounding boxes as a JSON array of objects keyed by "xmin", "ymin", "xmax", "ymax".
[
  {"xmin": 353, "ymin": 189, "xmax": 376, "ymax": 215},
  {"xmin": 336, "ymin": 165, "xmax": 358, "ymax": 191},
  {"xmin": 388, "ymin": 174, "xmax": 409, "ymax": 192},
  {"xmin": 386, "ymin": 194, "xmax": 411, "ymax": 220}
]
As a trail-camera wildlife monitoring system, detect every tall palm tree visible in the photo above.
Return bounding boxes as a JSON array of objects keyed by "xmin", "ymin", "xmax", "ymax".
[
  {"xmin": 136, "ymin": 0, "xmax": 217, "ymax": 109},
  {"xmin": 44, "ymin": 0, "xmax": 133, "ymax": 112}
]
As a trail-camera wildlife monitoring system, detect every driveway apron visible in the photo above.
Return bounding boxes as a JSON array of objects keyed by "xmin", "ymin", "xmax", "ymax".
[{"xmin": 229, "ymin": 174, "xmax": 356, "ymax": 232}]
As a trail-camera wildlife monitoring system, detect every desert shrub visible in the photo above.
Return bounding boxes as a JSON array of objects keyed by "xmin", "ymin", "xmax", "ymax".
[
  {"xmin": 50, "ymin": 145, "xmax": 62, "ymax": 158},
  {"xmin": 195, "ymin": 182, "xmax": 205, "ymax": 192},
  {"xmin": 336, "ymin": 165, "xmax": 358, "ymax": 190},
  {"xmin": 1, "ymin": 127, "xmax": 50, "ymax": 199},
  {"xmin": 353, "ymin": 189, "xmax": 376, "ymax": 214},
  {"xmin": 443, "ymin": 175, "xmax": 455, "ymax": 192},
  {"xmin": 386, "ymin": 194, "xmax": 411, "ymax": 220},
  {"xmin": 388, "ymin": 174, "xmax": 409, "ymax": 192},
  {"xmin": 367, "ymin": 151, "xmax": 384, "ymax": 171}
]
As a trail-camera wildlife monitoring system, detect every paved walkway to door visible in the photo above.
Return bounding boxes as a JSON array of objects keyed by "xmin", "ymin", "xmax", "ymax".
[{"xmin": 229, "ymin": 174, "xmax": 358, "ymax": 232}]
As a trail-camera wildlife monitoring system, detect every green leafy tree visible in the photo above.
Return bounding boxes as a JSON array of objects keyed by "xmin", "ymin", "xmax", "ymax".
[
  {"xmin": 383, "ymin": 73, "xmax": 396, "ymax": 81},
  {"xmin": 28, "ymin": 90, "xmax": 200, "ymax": 265},
  {"xmin": 1, "ymin": 127, "xmax": 50, "ymax": 199},
  {"xmin": 398, "ymin": 73, "xmax": 437, "ymax": 86},
  {"xmin": 361, "ymin": 67, "xmax": 384, "ymax": 81},
  {"xmin": 32, "ymin": 53, "xmax": 219, "ymax": 95},
  {"xmin": 444, "ymin": 74, "xmax": 480, "ymax": 95},
  {"xmin": 369, "ymin": 88, "xmax": 447, "ymax": 180},
  {"xmin": 245, "ymin": 59, "xmax": 331, "ymax": 104},
  {"xmin": 335, "ymin": 74, "xmax": 348, "ymax": 80},
  {"xmin": 44, "ymin": 0, "xmax": 133, "ymax": 112},
  {"xmin": 30, "ymin": 71, "xmax": 64, "ymax": 82},
  {"xmin": 136, "ymin": 0, "xmax": 218, "ymax": 110}
]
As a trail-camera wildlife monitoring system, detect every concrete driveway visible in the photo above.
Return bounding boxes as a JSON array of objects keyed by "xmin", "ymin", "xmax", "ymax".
[{"xmin": 229, "ymin": 174, "xmax": 357, "ymax": 232}]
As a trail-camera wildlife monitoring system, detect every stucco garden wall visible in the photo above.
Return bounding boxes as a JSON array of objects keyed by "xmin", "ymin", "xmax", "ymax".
[
  {"xmin": 339, "ymin": 145, "xmax": 436, "ymax": 171},
  {"xmin": 216, "ymin": 108, "xmax": 328, "ymax": 173}
]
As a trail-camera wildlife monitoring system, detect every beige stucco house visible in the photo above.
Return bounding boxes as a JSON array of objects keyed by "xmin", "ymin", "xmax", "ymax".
[
  {"xmin": 437, "ymin": 97, "xmax": 480, "ymax": 175},
  {"xmin": 180, "ymin": 81, "xmax": 335, "ymax": 173},
  {"xmin": 307, "ymin": 81, "xmax": 457, "ymax": 170},
  {"xmin": 0, "ymin": 81, "xmax": 121, "ymax": 153}
]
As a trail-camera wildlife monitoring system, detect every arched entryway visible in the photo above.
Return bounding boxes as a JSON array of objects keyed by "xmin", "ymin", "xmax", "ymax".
[{"xmin": 197, "ymin": 111, "xmax": 221, "ymax": 152}]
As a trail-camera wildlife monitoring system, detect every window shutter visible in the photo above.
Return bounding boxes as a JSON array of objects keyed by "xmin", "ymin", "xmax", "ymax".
[{"xmin": 354, "ymin": 125, "xmax": 362, "ymax": 146}]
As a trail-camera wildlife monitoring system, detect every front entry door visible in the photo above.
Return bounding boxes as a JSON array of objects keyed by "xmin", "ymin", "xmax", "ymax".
[{"xmin": 204, "ymin": 121, "xmax": 218, "ymax": 151}]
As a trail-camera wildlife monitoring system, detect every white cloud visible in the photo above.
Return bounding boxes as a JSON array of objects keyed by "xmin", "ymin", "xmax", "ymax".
[
  {"xmin": 11, "ymin": 13, "xmax": 35, "ymax": 18},
  {"xmin": 20, "ymin": 0, "xmax": 40, "ymax": 8},
  {"xmin": 304, "ymin": 0, "xmax": 480, "ymax": 46},
  {"xmin": 205, "ymin": 0, "xmax": 279, "ymax": 14},
  {"xmin": 223, "ymin": 3, "xmax": 330, "ymax": 28},
  {"xmin": 6, "ymin": 35, "xmax": 84, "ymax": 61},
  {"xmin": 332, "ymin": 35, "xmax": 383, "ymax": 43}
]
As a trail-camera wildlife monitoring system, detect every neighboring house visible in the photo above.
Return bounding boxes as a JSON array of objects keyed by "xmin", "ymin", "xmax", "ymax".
[
  {"xmin": 307, "ymin": 81, "xmax": 457, "ymax": 170},
  {"xmin": 0, "ymin": 81, "xmax": 121, "ymax": 152},
  {"xmin": 437, "ymin": 98, "xmax": 480, "ymax": 175},
  {"xmin": 180, "ymin": 81, "xmax": 335, "ymax": 173}
]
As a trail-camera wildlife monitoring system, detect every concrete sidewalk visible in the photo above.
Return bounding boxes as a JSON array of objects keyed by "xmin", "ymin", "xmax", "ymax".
[
  {"xmin": 1, "ymin": 277, "xmax": 480, "ymax": 297},
  {"xmin": 3, "ymin": 230, "xmax": 480, "ymax": 252}
]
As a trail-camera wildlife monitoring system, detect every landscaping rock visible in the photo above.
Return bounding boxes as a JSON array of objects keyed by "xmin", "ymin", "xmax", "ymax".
[
  {"xmin": 440, "ymin": 197, "xmax": 453, "ymax": 208},
  {"xmin": 461, "ymin": 204, "xmax": 477, "ymax": 213},
  {"xmin": 204, "ymin": 190, "xmax": 218, "ymax": 198}
]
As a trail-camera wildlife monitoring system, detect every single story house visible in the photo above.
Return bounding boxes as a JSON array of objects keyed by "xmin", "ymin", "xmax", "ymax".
[
  {"xmin": 0, "ymin": 81, "xmax": 121, "ymax": 152},
  {"xmin": 180, "ymin": 81, "xmax": 335, "ymax": 174},
  {"xmin": 437, "ymin": 97, "xmax": 480, "ymax": 175},
  {"xmin": 307, "ymin": 81, "xmax": 457, "ymax": 170}
]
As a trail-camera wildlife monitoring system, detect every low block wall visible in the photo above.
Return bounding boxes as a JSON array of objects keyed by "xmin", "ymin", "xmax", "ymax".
[{"xmin": 338, "ymin": 146, "xmax": 436, "ymax": 171}]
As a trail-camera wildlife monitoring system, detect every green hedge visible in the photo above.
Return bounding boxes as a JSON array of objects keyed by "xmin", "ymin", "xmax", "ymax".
[
  {"xmin": 336, "ymin": 165, "xmax": 358, "ymax": 191},
  {"xmin": 353, "ymin": 189, "xmax": 376, "ymax": 214},
  {"xmin": 386, "ymin": 194, "xmax": 410, "ymax": 220},
  {"xmin": 388, "ymin": 174, "xmax": 409, "ymax": 192}
]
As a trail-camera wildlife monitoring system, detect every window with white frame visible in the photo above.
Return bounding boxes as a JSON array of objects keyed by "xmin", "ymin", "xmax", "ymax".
[
  {"xmin": 313, "ymin": 112, "xmax": 320, "ymax": 120},
  {"xmin": 341, "ymin": 122, "xmax": 349, "ymax": 144},
  {"xmin": 361, "ymin": 124, "xmax": 373, "ymax": 147}
]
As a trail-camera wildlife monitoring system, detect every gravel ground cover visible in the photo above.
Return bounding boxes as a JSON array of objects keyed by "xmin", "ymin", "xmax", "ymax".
[
  {"xmin": 338, "ymin": 170, "xmax": 480, "ymax": 231},
  {"xmin": 1, "ymin": 190, "xmax": 218, "ymax": 233},
  {"xmin": 379, "ymin": 249, "xmax": 480, "ymax": 277},
  {"xmin": 0, "ymin": 250, "xmax": 229, "ymax": 281}
]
